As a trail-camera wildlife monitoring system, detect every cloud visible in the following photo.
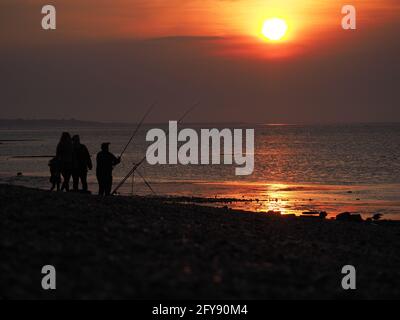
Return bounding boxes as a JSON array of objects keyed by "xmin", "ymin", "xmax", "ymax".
[{"xmin": 146, "ymin": 35, "xmax": 226, "ymax": 42}]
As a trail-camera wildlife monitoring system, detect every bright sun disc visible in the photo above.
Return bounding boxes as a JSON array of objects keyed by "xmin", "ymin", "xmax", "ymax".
[{"xmin": 262, "ymin": 18, "xmax": 288, "ymax": 41}]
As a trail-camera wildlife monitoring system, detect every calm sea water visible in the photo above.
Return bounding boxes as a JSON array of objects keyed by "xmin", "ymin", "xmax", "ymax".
[{"xmin": 1, "ymin": 123, "xmax": 400, "ymax": 219}]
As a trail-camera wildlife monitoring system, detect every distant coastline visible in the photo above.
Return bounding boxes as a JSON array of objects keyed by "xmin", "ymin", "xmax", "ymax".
[
  {"xmin": 0, "ymin": 118, "xmax": 250, "ymax": 128},
  {"xmin": 0, "ymin": 118, "xmax": 132, "ymax": 128},
  {"xmin": 1, "ymin": 118, "xmax": 400, "ymax": 128}
]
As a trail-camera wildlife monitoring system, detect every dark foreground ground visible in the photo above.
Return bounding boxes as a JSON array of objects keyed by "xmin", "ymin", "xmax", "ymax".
[{"xmin": 1, "ymin": 184, "xmax": 400, "ymax": 299}]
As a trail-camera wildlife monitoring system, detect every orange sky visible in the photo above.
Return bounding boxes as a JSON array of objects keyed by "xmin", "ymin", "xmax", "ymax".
[
  {"xmin": 65, "ymin": 0, "xmax": 399, "ymax": 39},
  {"xmin": 2, "ymin": 0, "xmax": 400, "ymax": 55},
  {"xmin": 1, "ymin": 0, "xmax": 400, "ymax": 122}
]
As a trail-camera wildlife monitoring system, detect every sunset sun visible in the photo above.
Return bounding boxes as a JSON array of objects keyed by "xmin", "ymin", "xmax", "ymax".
[{"xmin": 262, "ymin": 18, "xmax": 288, "ymax": 41}]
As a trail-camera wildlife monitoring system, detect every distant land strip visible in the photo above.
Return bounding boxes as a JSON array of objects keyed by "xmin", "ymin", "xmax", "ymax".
[
  {"xmin": 0, "ymin": 139, "xmax": 41, "ymax": 142},
  {"xmin": 0, "ymin": 118, "xmax": 248, "ymax": 128},
  {"xmin": 11, "ymin": 155, "xmax": 54, "ymax": 159}
]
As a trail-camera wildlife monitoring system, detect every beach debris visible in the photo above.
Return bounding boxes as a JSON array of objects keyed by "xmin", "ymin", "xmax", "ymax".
[
  {"xmin": 372, "ymin": 213, "xmax": 383, "ymax": 221},
  {"xmin": 336, "ymin": 212, "xmax": 363, "ymax": 222},
  {"xmin": 319, "ymin": 211, "xmax": 328, "ymax": 219},
  {"xmin": 266, "ymin": 210, "xmax": 281, "ymax": 217},
  {"xmin": 302, "ymin": 211, "xmax": 327, "ymax": 219},
  {"xmin": 302, "ymin": 211, "xmax": 320, "ymax": 215}
]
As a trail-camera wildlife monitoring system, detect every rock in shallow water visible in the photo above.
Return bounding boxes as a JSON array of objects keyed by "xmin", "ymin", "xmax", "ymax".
[{"xmin": 336, "ymin": 212, "xmax": 363, "ymax": 222}]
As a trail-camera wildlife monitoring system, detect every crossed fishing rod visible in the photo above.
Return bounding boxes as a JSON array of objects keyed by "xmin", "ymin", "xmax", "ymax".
[{"xmin": 112, "ymin": 101, "xmax": 199, "ymax": 196}]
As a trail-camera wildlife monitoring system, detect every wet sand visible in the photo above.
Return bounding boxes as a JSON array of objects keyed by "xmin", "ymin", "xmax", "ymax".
[
  {"xmin": 1, "ymin": 184, "xmax": 400, "ymax": 299},
  {"xmin": 2, "ymin": 175, "xmax": 400, "ymax": 220}
]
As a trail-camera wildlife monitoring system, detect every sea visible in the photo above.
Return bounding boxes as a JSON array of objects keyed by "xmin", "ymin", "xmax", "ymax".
[{"xmin": 1, "ymin": 123, "xmax": 400, "ymax": 219}]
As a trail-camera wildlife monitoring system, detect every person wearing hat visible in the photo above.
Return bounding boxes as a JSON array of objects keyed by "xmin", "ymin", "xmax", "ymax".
[{"xmin": 96, "ymin": 142, "xmax": 121, "ymax": 196}]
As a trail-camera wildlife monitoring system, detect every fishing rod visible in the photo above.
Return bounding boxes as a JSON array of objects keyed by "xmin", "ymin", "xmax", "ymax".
[
  {"xmin": 119, "ymin": 102, "xmax": 156, "ymax": 159},
  {"xmin": 111, "ymin": 101, "xmax": 199, "ymax": 195},
  {"xmin": 136, "ymin": 169, "xmax": 157, "ymax": 195}
]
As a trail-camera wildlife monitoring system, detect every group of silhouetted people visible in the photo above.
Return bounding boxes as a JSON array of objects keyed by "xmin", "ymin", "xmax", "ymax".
[{"xmin": 49, "ymin": 132, "xmax": 120, "ymax": 196}]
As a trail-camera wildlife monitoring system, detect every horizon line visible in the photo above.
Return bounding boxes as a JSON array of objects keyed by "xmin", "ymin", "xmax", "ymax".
[{"xmin": 1, "ymin": 118, "xmax": 400, "ymax": 127}]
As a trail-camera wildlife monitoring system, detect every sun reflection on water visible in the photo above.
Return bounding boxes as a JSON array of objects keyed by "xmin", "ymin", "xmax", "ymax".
[{"xmin": 262, "ymin": 184, "xmax": 291, "ymax": 215}]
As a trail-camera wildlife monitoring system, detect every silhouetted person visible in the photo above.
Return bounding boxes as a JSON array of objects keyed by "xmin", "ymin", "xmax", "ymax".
[
  {"xmin": 56, "ymin": 132, "xmax": 73, "ymax": 192},
  {"xmin": 96, "ymin": 143, "xmax": 121, "ymax": 196},
  {"xmin": 48, "ymin": 157, "xmax": 61, "ymax": 191},
  {"xmin": 72, "ymin": 135, "xmax": 92, "ymax": 192}
]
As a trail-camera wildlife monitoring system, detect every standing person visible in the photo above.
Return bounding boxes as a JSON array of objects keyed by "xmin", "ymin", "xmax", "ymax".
[
  {"xmin": 56, "ymin": 132, "xmax": 73, "ymax": 192},
  {"xmin": 72, "ymin": 135, "xmax": 92, "ymax": 193},
  {"xmin": 96, "ymin": 142, "xmax": 121, "ymax": 196}
]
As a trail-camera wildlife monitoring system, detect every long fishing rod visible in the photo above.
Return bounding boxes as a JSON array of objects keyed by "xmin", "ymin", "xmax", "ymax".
[
  {"xmin": 112, "ymin": 101, "xmax": 199, "ymax": 195},
  {"xmin": 136, "ymin": 169, "xmax": 156, "ymax": 195},
  {"xmin": 119, "ymin": 102, "xmax": 156, "ymax": 159}
]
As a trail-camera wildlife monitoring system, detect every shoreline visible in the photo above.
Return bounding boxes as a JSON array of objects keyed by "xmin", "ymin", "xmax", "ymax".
[
  {"xmin": 1, "ymin": 184, "xmax": 400, "ymax": 299},
  {"xmin": 1, "ymin": 173, "xmax": 400, "ymax": 220}
]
